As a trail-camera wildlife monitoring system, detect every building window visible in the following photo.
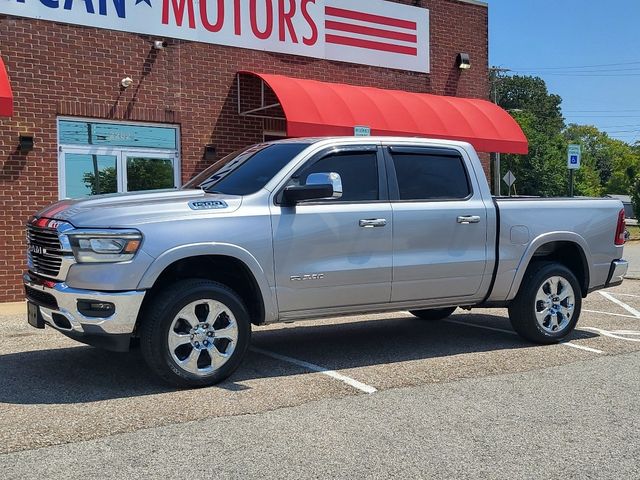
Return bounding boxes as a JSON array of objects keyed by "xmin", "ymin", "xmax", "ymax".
[{"xmin": 57, "ymin": 119, "xmax": 180, "ymax": 199}]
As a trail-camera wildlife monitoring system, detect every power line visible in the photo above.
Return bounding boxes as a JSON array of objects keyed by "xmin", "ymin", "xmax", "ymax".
[
  {"xmin": 563, "ymin": 109, "xmax": 640, "ymax": 113},
  {"xmin": 508, "ymin": 60, "xmax": 640, "ymax": 70},
  {"xmin": 517, "ymin": 72, "xmax": 640, "ymax": 77},
  {"xmin": 564, "ymin": 115, "xmax": 640, "ymax": 118},
  {"xmin": 601, "ymin": 128, "xmax": 640, "ymax": 134},
  {"xmin": 513, "ymin": 67, "xmax": 640, "ymax": 74}
]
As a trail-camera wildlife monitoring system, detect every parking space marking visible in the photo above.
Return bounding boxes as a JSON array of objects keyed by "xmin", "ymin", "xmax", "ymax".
[
  {"xmin": 445, "ymin": 319, "xmax": 603, "ymax": 354},
  {"xmin": 250, "ymin": 347, "xmax": 378, "ymax": 394},
  {"xmin": 610, "ymin": 293, "xmax": 640, "ymax": 298},
  {"xmin": 582, "ymin": 327, "xmax": 640, "ymax": 343},
  {"xmin": 583, "ymin": 309, "xmax": 639, "ymax": 319},
  {"xmin": 559, "ymin": 342, "xmax": 603, "ymax": 354},
  {"xmin": 599, "ymin": 292, "xmax": 640, "ymax": 318}
]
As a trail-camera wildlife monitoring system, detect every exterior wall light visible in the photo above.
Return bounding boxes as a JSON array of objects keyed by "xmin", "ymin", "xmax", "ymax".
[
  {"xmin": 153, "ymin": 40, "xmax": 168, "ymax": 50},
  {"xmin": 457, "ymin": 53, "xmax": 471, "ymax": 70},
  {"xmin": 204, "ymin": 144, "xmax": 217, "ymax": 161},
  {"xmin": 120, "ymin": 77, "xmax": 133, "ymax": 88},
  {"xmin": 19, "ymin": 134, "xmax": 34, "ymax": 152}
]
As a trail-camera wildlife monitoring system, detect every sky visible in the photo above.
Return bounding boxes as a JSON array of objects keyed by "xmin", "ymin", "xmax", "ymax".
[{"xmin": 488, "ymin": 0, "xmax": 640, "ymax": 144}]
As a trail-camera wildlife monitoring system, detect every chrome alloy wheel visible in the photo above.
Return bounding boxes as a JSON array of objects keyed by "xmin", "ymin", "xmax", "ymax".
[
  {"xmin": 168, "ymin": 299, "xmax": 239, "ymax": 376},
  {"xmin": 534, "ymin": 276, "xmax": 575, "ymax": 334}
]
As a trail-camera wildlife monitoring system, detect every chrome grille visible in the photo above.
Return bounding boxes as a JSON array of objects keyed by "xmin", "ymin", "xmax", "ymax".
[{"xmin": 27, "ymin": 225, "xmax": 63, "ymax": 278}]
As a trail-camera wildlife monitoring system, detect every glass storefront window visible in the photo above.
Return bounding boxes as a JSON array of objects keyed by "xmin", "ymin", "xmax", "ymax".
[
  {"xmin": 126, "ymin": 157, "xmax": 175, "ymax": 192},
  {"xmin": 64, "ymin": 153, "xmax": 118, "ymax": 197},
  {"xmin": 59, "ymin": 120, "xmax": 177, "ymax": 149},
  {"xmin": 58, "ymin": 119, "xmax": 180, "ymax": 199}
]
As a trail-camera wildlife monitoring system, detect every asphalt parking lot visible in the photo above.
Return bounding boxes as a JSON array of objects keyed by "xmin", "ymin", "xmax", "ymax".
[{"xmin": 1, "ymin": 280, "xmax": 639, "ymax": 478}]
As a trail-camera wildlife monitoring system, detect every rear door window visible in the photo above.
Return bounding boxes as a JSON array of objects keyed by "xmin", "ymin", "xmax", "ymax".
[{"xmin": 389, "ymin": 150, "xmax": 471, "ymax": 200}]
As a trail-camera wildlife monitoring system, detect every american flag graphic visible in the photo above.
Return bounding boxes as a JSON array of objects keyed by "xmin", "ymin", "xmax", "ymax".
[{"xmin": 324, "ymin": 5, "xmax": 418, "ymax": 57}]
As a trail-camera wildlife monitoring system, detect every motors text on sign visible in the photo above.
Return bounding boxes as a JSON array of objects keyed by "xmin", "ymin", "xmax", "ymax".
[{"xmin": 1, "ymin": 0, "xmax": 430, "ymax": 72}]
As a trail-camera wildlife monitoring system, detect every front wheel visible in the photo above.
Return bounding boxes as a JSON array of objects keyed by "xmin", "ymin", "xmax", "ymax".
[
  {"xmin": 508, "ymin": 262, "xmax": 582, "ymax": 344},
  {"xmin": 140, "ymin": 279, "xmax": 251, "ymax": 388}
]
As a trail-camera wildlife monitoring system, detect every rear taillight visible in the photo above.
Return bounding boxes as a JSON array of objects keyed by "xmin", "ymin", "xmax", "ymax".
[{"xmin": 615, "ymin": 208, "xmax": 626, "ymax": 245}]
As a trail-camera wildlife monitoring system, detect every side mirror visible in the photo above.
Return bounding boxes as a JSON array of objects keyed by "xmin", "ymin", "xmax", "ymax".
[{"xmin": 283, "ymin": 172, "xmax": 343, "ymax": 205}]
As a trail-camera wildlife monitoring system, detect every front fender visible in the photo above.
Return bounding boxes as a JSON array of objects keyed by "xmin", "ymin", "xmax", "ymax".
[
  {"xmin": 137, "ymin": 243, "xmax": 278, "ymax": 322},
  {"xmin": 506, "ymin": 232, "xmax": 592, "ymax": 300}
]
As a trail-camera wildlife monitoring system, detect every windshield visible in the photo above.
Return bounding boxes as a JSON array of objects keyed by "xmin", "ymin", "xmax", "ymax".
[{"xmin": 183, "ymin": 142, "xmax": 312, "ymax": 195}]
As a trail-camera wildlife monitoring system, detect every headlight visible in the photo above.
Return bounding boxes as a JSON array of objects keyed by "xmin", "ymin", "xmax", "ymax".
[{"xmin": 67, "ymin": 230, "xmax": 143, "ymax": 263}]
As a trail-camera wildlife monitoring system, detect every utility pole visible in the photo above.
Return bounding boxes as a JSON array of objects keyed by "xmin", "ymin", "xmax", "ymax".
[{"xmin": 489, "ymin": 67, "xmax": 510, "ymax": 196}]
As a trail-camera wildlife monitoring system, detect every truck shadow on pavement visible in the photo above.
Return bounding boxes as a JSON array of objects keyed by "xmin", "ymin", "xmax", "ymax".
[{"xmin": 0, "ymin": 313, "xmax": 597, "ymax": 405}]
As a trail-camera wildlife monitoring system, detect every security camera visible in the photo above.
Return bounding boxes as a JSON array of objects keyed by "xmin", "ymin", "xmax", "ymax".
[
  {"xmin": 153, "ymin": 40, "xmax": 168, "ymax": 50},
  {"xmin": 120, "ymin": 77, "xmax": 133, "ymax": 88}
]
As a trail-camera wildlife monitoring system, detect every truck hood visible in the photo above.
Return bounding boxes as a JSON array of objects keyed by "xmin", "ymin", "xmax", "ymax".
[{"xmin": 36, "ymin": 189, "xmax": 242, "ymax": 228}]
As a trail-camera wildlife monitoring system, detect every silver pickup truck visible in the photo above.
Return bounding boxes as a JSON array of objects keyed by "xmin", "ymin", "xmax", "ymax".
[{"xmin": 24, "ymin": 137, "xmax": 629, "ymax": 387}]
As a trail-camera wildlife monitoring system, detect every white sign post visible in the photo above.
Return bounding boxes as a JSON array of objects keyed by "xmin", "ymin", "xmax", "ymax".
[
  {"xmin": 567, "ymin": 144, "xmax": 581, "ymax": 196},
  {"xmin": 503, "ymin": 170, "xmax": 516, "ymax": 196},
  {"xmin": 568, "ymin": 144, "xmax": 581, "ymax": 170}
]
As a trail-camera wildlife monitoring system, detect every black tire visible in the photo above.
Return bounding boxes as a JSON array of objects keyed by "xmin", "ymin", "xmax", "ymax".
[
  {"xmin": 409, "ymin": 307, "xmax": 457, "ymax": 321},
  {"xmin": 508, "ymin": 261, "xmax": 582, "ymax": 344},
  {"xmin": 139, "ymin": 279, "xmax": 251, "ymax": 388}
]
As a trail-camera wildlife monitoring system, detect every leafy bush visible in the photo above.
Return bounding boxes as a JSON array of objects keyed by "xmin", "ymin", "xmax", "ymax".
[{"xmin": 632, "ymin": 175, "xmax": 640, "ymax": 219}]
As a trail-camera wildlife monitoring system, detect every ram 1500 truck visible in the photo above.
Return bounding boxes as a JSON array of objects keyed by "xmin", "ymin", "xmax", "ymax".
[{"xmin": 24, "ymin": 137, "xmax": 629, "ymax": 387}]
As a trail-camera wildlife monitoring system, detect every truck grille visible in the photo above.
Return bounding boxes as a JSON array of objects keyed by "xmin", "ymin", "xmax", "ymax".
[{"xmin": 27, "ymin": 225, "xmax": 64, "ymax": 278}]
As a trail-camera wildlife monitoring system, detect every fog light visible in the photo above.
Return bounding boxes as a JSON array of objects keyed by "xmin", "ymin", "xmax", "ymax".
[{"xmin": 77, "ymin": 300, "xmax": 116, "ymax": 318}]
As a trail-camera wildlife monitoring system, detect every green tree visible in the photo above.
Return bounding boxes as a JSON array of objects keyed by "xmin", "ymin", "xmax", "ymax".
[
  {"xmin": 502, "ymin": 110, "xmax": 567, "ymax": 196},
  {"xmin": 495, "ymin": 75, "xmax": 567, "ymax": 196},
  {"xmin": 125, "ymin": 158, "xmax": 174, "ymax": 192},
  {"xmin": 83, "ymin": 166, "xmax": 117, "ymax": 195},
  {"xmin": 564, "ymin": 125, "xmax": 639, "ymax": 195},
  {"xmin": 632, "ymin": 176, "xmax": 640, "ymax": 219},
  {"xmin": 495, "ymin": 74, "xmax": 565, "ymax": 135},
  {"xmin": 563, "ymin": 125, "xmax": 612, "ymax": 186},
  {"xmin": 83, "ymin": 159, "xmax": 174, "ymax": 195}
]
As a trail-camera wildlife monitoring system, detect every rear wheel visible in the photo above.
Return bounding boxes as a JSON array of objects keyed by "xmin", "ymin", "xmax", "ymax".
[
  {"xmin": 140, "ymin": 279, "xmax": 251, "ymax": 388},
  {"xmin": 409, "ymin": 307, "xmax": 457, "ymax": 321},
  {"xmin": 508, "ymin": 262, "xmax": 581, "ymax": 344}
]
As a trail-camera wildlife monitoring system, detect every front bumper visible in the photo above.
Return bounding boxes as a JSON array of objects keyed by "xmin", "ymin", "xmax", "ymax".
[{"xmin": 23, "ymin": 272, "xmax": 145, "ymax": 351}]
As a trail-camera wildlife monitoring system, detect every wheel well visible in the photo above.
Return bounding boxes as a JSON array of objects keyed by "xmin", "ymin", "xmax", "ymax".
[
  {"xmin": 138, "ymin": 255, "xmax": 265, "ymax": 329},
  {"xmin": 530, "ymin": 241, "xmax": 589, "ymax": 296}
]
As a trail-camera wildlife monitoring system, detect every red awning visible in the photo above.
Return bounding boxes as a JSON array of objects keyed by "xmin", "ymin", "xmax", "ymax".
[
  {"xmin": 241, "ymin": 72, "xmax": 528, "ymax": 154},
  {"xmin": 0, "ymin": 56, "xmax": 13, "ymax": 117}
]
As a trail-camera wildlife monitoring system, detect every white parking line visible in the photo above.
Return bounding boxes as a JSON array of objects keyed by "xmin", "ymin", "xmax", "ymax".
[
  {"xmin": 559, "ymin": 342, "xmax": 603, "ymax": 354},
  {"xmin": 610, "ymin": 293, "xmax": 640, "ymax": 298},
  {"xmin": 583, "ymin": 309, "xmax": 639, "ymax": 319},
  {"xmin": 599, "ymin": 292, "xmax": 640, "ymax": 318},
  {"xmin": 581, "ymin": 327, "xmax": 640, "ymax": 343},
  {"xmin": 251, "ymin": 347, "xmax": 377, "ymax": 394},
  {"xmin": 444, "ymin": 319, "xmax": 603, "ymax": 354}
]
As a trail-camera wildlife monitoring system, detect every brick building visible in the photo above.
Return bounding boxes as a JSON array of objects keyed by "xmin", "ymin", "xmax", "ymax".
[{"xmin": 0, "ymin": 0, "xmax": 500, "ymax": 302}]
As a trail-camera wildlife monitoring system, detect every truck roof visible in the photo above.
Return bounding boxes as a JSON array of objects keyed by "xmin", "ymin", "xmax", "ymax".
[{"xmin": 268, "ymin": 136, "xmax": 475, "ymax": 150}]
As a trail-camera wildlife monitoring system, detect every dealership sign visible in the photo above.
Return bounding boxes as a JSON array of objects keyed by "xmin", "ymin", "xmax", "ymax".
[{"xmin": 1, "ymin": 0, "xmax": 430, "ymax": 72}]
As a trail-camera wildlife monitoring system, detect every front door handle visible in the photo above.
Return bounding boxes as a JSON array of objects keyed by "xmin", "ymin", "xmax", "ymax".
[
  {"xmin": 457, "ymin": 215, "xmax": 481, "ymax": 224},
  {"xmin": 359, "ymin": 218, "xmax": 387, "ymax": 228}
]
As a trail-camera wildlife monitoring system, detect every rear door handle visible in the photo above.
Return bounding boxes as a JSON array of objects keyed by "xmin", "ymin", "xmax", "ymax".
[
  {"xmin": 359, "ymin": 218, "xmax": 387, "ymax": 228},
  {"xmin": 457, "ymin": 215, "xmax": 481, "ymax": 224}
]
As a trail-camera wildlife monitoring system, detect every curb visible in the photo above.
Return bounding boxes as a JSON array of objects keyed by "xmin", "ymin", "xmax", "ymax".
[{"xmin": 0, "ymin": 301, "xmax": 26, "ymax": 316}]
